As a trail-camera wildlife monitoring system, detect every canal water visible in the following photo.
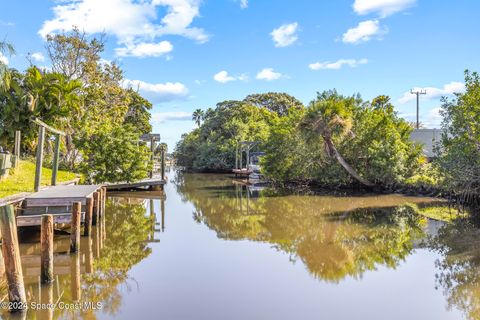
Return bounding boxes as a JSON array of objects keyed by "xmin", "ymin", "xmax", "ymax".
[{"xmin": 2, "ymin": 169, "xmax": 480, "ymax": 319}]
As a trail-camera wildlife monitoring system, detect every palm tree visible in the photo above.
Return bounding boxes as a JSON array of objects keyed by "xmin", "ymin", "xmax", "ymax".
[
  {"xmin": 0, "ymin": 41, "xmax": 15, "ymax": 91},
  {"xmin": 192, "ymin": 108, "xmax": 204, "ymax": 127},
  {"xmin": 300, "ymin": 90, "xmax": 374, "ymax": 187}
]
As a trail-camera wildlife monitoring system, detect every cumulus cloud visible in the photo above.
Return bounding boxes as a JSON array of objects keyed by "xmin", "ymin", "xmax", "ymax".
[
  {"xmin": 256, "ymin": 68, "xmax": 285, "ymax": 81},
  {"xmin": 115, "ymin": 41, "xmax": 173, "ymax": 57},
  {"xmin": 342, "ymin": 19, "xmax": 387, "ymax": 44},
  {"xmin": 0, "ymin": 53, "xmax": 8, "ymax": 65},
  {"xmin": 353, "ymin": 0, "xmax": 416, "ymax": 18},
  {"xmin": 213, "ymin": 70, "xmax": 247, "ymax": 83},
  {"xmin": 309, "ymin": 58, "xmax": 368, "ymax": 70},
  {"xmin": 30, "ymin": 52, "xmax": 45, "ymax": 62},
  {"xmin": 398, "ymin": 82, "xmax": 465, "ymax": 104},
  {"xmin": 151, "ymin": 111, "xmax": 192, "ymax": 123},
  {"xmin": 39, "ymin": 0, "xmax": 208, "ymax": 58},
  {"xmin": 239, "ymin": 0, "xmax": 248, "ymax": 9},
  {"xmin": 270, "ymin": 22, "xmax": 299, "ymax": 47},
  {"xmin": 123, "ymin": 79, "xmax": 189, "ymax": 103}
]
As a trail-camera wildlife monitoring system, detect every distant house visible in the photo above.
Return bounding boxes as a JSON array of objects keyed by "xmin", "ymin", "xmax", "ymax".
[{"xmin": 409, "ymin": 128, "xmax": 444, "ymax": 159}]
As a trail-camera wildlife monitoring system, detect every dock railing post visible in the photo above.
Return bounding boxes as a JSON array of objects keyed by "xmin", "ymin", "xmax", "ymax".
[
  {"xmin": 84, "ymin": 197, "xmax": 93, "ymax": 236},
  {"xmin": 14, "ymin": 130, "xmax": 21, "ymax": 168},
  {"xmin": 0, "ymin": 205, "xmax": 27, "ymax": 312},
  {"xmin": 34, "ymin": 126, "xmax": 46, "ymax": 192},
  {"xmin": 51, "ymin": 134, "xmax": 61, "ymax": 186},
  {"xmin": 70, "ymin": 202, "xmax": 81, "ymax": 253},
  {"xmin": 41, "ymin": 214, "xmax": 54, "ymax": 284},
  {"xmin": 161, "ymin": 148, "xmax": 165, "ymax": 180},
  {"xmin": 150, "ymin": 137, "xmax": 155, "ymax": 178}
]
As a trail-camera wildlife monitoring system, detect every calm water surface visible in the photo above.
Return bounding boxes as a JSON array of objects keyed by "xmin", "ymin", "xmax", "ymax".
[{"xmin": 2, "ymin": 169, "xmax": 480, "ymax": 320}]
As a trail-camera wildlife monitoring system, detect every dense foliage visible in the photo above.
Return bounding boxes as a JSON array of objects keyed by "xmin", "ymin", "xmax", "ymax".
[
  {"xmin": 0, "ymin": 31, "xmax": 154, "ymax": 183},
  {"xmin": 176, "ymin": 90, "xmax": 422, "ymax": 187},
  {"xmin": 437, "ymin": 71, "xmax": 480, "ymax": 206}
]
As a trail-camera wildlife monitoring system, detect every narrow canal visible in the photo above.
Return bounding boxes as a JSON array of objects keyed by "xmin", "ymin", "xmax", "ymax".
[{"xmin": 2, "ymin": 169, "xmax": 479, "ymax": 319}]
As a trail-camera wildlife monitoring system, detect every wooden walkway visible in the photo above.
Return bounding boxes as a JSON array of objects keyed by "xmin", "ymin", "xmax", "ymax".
[{"xmin": 105, "ymin": 177, "xmax": 166, "ymax": 191}]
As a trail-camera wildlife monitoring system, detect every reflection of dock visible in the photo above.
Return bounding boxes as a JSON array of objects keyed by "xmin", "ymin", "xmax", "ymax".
[{"xmin": 108, "ymin": 190, "xmax": 166, "ymax": 200}]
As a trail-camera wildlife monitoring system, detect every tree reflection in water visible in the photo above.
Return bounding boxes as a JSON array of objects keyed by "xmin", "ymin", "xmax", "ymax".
[
  {"xmin": 0, "ymin": 197, "xmax": 155, "ymax": 320},
  {"xmin": 427, "ymin": 220, "xmax": 480, "ymax": 320},
  {"xmin": 174, "ymin": 172, "xmax": 440, "ymax": 282}
]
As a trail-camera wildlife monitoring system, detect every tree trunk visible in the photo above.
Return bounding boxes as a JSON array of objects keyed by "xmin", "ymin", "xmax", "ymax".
[{"xmin": 324, "ymin": 137, "xmax": 375, "ymax": 187}]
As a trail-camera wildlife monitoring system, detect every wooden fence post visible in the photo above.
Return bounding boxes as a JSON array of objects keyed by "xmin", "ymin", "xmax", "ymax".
[
  {"xmin": 51, "ymin": 134, "xmax": 61, "ymax": 186},
  {"xmin": 84, "ymin": 197, "xmax": 93, "ymax": 236},
  {"xmin": 34, "ymin": 126, "xmax": 46, "ymax": 192},
  {"xmin": 41, "ymin": 214, "xmax": 54, "ymax": 284},
  {"xmin": 14, "ymin": 130, "xmax": 21, "ymax": 168},
  {"xmin": 0, "ymin": 205, "xmax": 27, "ymax": 312},
  {"xmin": 70, "ymin": 202, "xmax": 81, "ymax": 253}
]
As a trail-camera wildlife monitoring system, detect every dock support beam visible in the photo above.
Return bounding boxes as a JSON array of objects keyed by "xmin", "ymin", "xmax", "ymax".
[
  {"xmin": 34, "ymin": 126, "xmax": 46, "ymax": 192},
  {"xmin": 51, "ymin": 134, "xmax": 61, "ymax": 186},
  {"xmin": 70, "ymin": 202, "xmax": 81, "ymax": 253},
  {"xmin": 150, "ymin": 137, "xmax": 155, "ymax": 178},
  {"xmin": 41, "ymin": 214, "xmax": 54, "ymax": 283},
  {"xmin": 84, "ymin": 197, "xmax": 93, "ymax": 236},
  {"xmin": 0, "ymin": 205, "xmax": 27, "ymax": 312}
]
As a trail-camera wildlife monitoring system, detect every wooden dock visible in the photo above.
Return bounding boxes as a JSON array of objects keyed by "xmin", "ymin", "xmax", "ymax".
[
  {"xmin": 105, "ymin": 177, "xmax": 166, "ymax": 191},
  {"xmin": 17, "ymin": 185, "xmax": 102, "ymax": 227}
]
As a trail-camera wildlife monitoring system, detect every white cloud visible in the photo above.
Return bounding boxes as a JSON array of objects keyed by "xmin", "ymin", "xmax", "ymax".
[
  {"xmin": 342, "ymin": 20, "xmax": 386, "ymax": 44},
  {"xmin": 123, "ymin": 79, "xmax": 189, "ymax": 103},
  {"xmin": 239, "ymin": 0, "xmax": 248, "ymax": 9},
  {"xmin": 0, "ymin": 53, "xmax": 8, "ymax": 65},
  {"xmin": 115, "ymin": 41, "xmax": 173, "ymax": 57},
  {"xmin": 256, "ymin": 68, "xmax": 284, "ymax": 81},
  {"xmin": 213, "ymin": 70, "xmax": 248, "ymax": 83},
  {"xmin": 398, "ymin": 82, "xmax": 466, "ymax": 104},
  {"xmin": 30, "ymin": 52, "xmax": 45, "ymax": 62},
  {"xmin": 353, "ymin": 0, "xmax": 416, "ymax": 17},
  {"xmin": 270, "ymin": 22, "xmax": 299, "ymax": 47},
  {"xmin": 39, "ymin": 0, "xmax": 208, "ymax": 57},
  {"xmin": 151, "ymin": 111, "xmax": 192, "ymax": 123},
  {"xmin": 309, "ymin": 58, "xmax": 368, "ymax": 70}
]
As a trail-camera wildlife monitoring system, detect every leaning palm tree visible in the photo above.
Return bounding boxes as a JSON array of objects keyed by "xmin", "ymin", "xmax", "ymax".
[
  {"xmin": 192, "ymin": 108, "xmax": 204, "ymax": 127},
  {"xmin": 300, "ymin": 90, "xmax": 374, "ymax": 187},
  {"xmin": 0, "ymin": 41, "xmax": 15, "ymax": 91}
]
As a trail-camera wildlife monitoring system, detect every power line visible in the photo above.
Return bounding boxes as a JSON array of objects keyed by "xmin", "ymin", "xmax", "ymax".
[{"xmin": 410, "ymin": 89, "xmax": 427, "ymax": 129}]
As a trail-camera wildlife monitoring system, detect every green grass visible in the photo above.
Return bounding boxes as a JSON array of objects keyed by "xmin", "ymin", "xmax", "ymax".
[
  {"xmin": 407, "ymin": 203, "xmax": 464, "ymax": 222},
  {"xmin": 0, "ymin": 160, "xmax": 78, "ymax": 198}
]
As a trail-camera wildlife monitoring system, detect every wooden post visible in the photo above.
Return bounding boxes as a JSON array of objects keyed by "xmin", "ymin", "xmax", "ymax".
[
  {"xmin": 34, "ymin": 126, "xmax": 46, "ymax": 192},
  {"xmin": 14, "ymin": 130, "xmax": 21, "ymax": 167},
  {"xmin": 70, "ymin": 253, "xmax": 81, "ymax": 301},
  {"xmin": 102, "ymin": 187, "xmax": 106, "ymax": 216},
  {"xmin": 51, "ymin": 134, "xmax": 61, "ymax": 186},
  {"xmin": 92, "ymin": 191, "xmax": 99, "ymax": 226},
  {"xmin": 161, "ymin": 198, "xmax": 165, "ymax": 232},
  {"xmin": 150, "ymin": 137, "xmax": 155, "ymax": 178},
  {"xmin": 84, "ymin": 197, "xmax": 93, "ymax": 236},
  {"xmin": 239, "ymin": 148, "xmax": 243, "ymax": 169},
  {"xmin": 70, "ymin": 202, "xmax": 81, "ymax": 253},
  {"xmin": 235, "ymin": 144, "xmax": 239, "ymax": 169},
  {"xmin": 39, "ymin": 283, "xmax": 54, "ymax": 320},
  {"xmin": 41, "ymin": 214, "xmax": 54, "ymax": 284},
  {"xmin": 161, "ymin": 148, "xmax": 165, "ymax": 180},
  {"xmin": 85, "ymin": 234, "xmax": 93, "ymax": 274},
  {"xmin": 0, "ymin": 205, "xmax": 27, "ymax": 311}
]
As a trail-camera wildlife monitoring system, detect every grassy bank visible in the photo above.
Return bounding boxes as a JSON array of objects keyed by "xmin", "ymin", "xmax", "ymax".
[{"xmin": 0, "ymin": 160, "xmax": 78, "ymax": 198}]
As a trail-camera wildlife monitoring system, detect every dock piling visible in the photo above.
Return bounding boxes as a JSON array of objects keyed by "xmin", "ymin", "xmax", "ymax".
[
  {"xmin": 41, "ymin": 214, "xmax": 54, "ymax": 284},
  {"xmin": 34, "ymin": 126, "xmax": 45, "ymax": 192},
  {"xmin": 84, "ymin": 197, "xmax": 93, "ymax": 236},
  {"xmin": 92, "ymin": 191, "xmax": 99, "ymax": 226},
  {"xmin": 70, "ymin": 202, "xmax": 81, "ymax": 253},
  {"xmin": 0, "ymin": 205, "xmax": 27, "ymax": 312}
]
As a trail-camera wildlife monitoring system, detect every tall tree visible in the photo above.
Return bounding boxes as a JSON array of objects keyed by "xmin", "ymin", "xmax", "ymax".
[
  {"xmin": 192, "ymin": 108, "xmax": 204, "ymax": 127},
  {"xmin": 300, "ymin": 90, "xmax": 375, "ymax": 187},
  {"xmin": 0, "ymin": 41, "xmax": 15, "ymax": 91},
  {"xmin": 243, "ymin": 92, "xmax": 304, "ymax": 116}
]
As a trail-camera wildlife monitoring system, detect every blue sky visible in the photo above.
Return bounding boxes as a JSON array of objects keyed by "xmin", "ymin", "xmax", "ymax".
[{"xmin": 1, "ymin": 0, "xmax": 479, "ymax": 149}]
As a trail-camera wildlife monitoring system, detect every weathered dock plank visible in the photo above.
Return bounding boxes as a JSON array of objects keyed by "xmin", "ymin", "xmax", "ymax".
[
  {"xmin": 24, "ymin": 185, "xmax": 102, "ymax": 207},
  {"xmin": 16, "ymin": 212, "xmax": 85, "ymax": 227}
]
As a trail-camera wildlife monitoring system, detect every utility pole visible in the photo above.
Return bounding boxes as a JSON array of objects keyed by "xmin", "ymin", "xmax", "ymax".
[{"xmin": 410, "ymin": 89, "xmax": 427, "ymax": 129}]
